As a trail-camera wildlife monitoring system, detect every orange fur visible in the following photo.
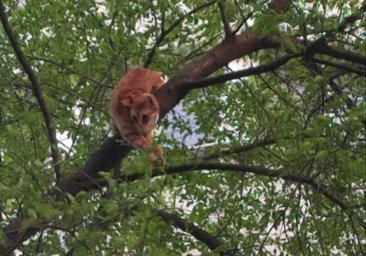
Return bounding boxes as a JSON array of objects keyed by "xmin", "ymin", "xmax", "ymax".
[{"xmin": 110, "ymin": 67, "xmax": 165, "ymax": 163}]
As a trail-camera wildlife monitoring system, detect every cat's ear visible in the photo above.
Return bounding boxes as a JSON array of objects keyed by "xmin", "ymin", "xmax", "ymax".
[
  {"xmin": 146, "ymin": 94, "xmax": 155, "ymax": 105},
  {"xmin": 120, "ymin": 95, "xmax": 134, "ymax": 108},
  {"xmin": 143, "ymin": 94, "xmax": 158, "ymax": 109}
]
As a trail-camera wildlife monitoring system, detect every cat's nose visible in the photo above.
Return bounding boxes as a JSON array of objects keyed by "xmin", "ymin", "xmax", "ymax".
[{"xmin": 142, "ymin": 115, "xmax": 149, "ymax": 124}]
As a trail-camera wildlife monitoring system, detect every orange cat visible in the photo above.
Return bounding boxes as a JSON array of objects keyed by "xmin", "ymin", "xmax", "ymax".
[{"xmin": 110, "ymin": 67, "xmax": 165, "ymax": 164}]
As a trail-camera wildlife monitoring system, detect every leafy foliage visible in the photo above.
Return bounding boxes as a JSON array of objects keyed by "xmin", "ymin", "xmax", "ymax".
[{"xmin": 0, "ymin": 0, "xmax": 365, "ymax": 255}]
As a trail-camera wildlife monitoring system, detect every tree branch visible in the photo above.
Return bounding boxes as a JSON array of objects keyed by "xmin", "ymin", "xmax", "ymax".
[
  {"xmin": 309, "ymin": 57, "xmax": 366, "ymax": 76},
  {"xmin": 154, "ymin": 32, "xmax": 282, "ymax": 119},
  {"xmin": 87, "ymin": 192, "xmax": 222, "ymax": 253},
  {"xmin": 56, "ymin": 138, "xmax": 132, "ymax": 195},
  {"xmin": 218, "ymin": 0, "xmax": 232, "ymax": 38},
  {"xmin": 87, "ymin": 162, "xmax": 351, "ymax": 213},
  {"xmin": 162, "ymin": 163, "xmax": 348, "ymax": 210},
  {"xmin": 0, "ymin": 1, "xmax": 62, "ymax": 182},
  {"xmin": 232, "ymin": 11, "xmax": 254, "ymax": 35},
  {"xmin": 27, "ymin": 55, "xmax": 108, "ymax": 88},
  {"xmin": 202, "ymin": 137, "xmax": 276, "ymax": 160},
  {"xmin": 157, "ymin": 210, "xmax": 222, "ymax": 252},
  {"xmin": 307, "ymin": 40, "xmax": 366, "ymax": 66},
  {"xmin": 185, "ymin": 53, "xmax": 301, "ymax": 90}
]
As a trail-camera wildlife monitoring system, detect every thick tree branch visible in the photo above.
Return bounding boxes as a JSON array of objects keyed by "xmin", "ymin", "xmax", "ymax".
[
  {"xmin": 322, "ymin": 46, "xmax": 366, "ymax": 65},
  {"xmin": 155, "ymin": 32, "xmax": 282, "ymax": 118},
  {"xmin": 157, "ymin": 211, "xmax": 222, "ymax": 252},
  {"xmin": 176, "ymin": 33, "xmax": 282, "ymax": 80},
  {"xmin": 0, "ymin": 1, "xmax": 62, "ymax": 181},
  {"xmin": 56, "ymin": 138, "xmax": 132, "ymax": 195}
]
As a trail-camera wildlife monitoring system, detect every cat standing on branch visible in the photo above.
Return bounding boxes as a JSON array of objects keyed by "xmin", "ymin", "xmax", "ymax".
[{"xmin": 110, "ymin": 67, "xmax": 165, "ymax": 164}]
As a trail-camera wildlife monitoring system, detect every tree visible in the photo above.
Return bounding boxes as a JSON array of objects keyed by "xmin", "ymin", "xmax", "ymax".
[{"xmin": 0, "ymin": 0, "xmax": 365, "ymax": 255}]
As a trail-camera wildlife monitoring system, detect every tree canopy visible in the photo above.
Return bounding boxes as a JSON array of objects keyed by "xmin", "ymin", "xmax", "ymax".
[{"xmin": 0, "ymin": 0, "xmax": 365, "ymax": 255}]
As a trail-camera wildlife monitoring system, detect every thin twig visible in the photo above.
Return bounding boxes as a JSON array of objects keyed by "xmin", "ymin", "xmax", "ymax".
[
  {"xmin": 218, "ymin": 0, "xmax": 232, "ymax": 38},
  {"xmin": 27, "ymin": 55, "xmax": 109, "ymax": 88},
  {"xmin": 232, "ymin": 11, "xmax": 254, "ymax": 35},
  {"xmin": 330, "ymin": 2, "xmax": 366, "ymax": 35}
]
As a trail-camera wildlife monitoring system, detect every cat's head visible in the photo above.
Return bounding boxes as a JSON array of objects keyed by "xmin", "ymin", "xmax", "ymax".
[{"xmin": 121, "ymin": 93, "xmax": 159, "ymax": 135}]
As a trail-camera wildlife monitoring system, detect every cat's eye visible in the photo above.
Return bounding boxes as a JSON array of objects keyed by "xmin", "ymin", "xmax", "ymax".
[
  {"xmin": 142, "ymin": 114, "xmax": 149, "ymax": 124},
  {"xmin": 131, "ymin": 115, "xmax": 138, "ymax": 123}
]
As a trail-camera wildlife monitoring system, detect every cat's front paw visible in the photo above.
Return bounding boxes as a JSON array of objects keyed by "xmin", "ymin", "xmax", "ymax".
[{"xmin": 149, "ymin": 145, "xmax": 166, "ymax": 166}]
